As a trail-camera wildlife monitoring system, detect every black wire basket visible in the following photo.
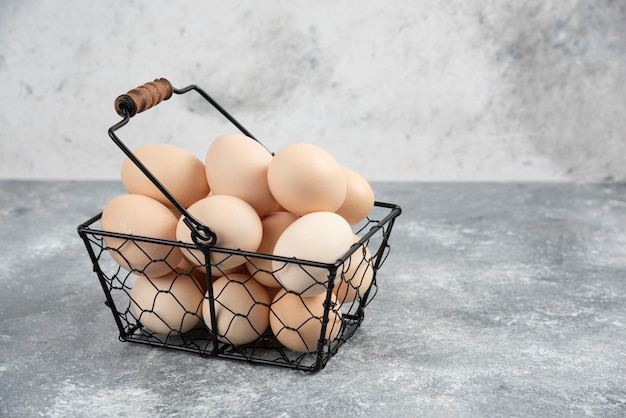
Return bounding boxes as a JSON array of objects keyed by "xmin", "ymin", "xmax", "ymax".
[{"xmin": 77, "ymin": 78, "xmax": 402, "ymax": 372}]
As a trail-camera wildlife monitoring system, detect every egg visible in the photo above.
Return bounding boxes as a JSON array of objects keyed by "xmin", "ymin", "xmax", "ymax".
[
  {"xmin": 333, "ymin": 237, "xmax": 374, "ymax": 304},
  {"xmin": 130, "ymin": 272, "xmax": 204, "ymax": 335},
  {"xmin": 245, "ymin": 211, "xmax": 298, "ymax": 288},
  {"xmin": 203, "ymin": 273, "xmax": 271, "ymax": 345},
  {"xmin": 101, "ymin": 194, "xmax": 183, "ymax": 277},
  {"xmin": 335, "ymin": 166, "xmax": 375, "ymax": 226},
  {"xmin": 205, "ymin": 133, "xmax": 277, "ymax": 217},
  {"xmin": 174, "ymin": 257, "xmax": 209, "ymax": 294},
  {"xmin": 272, "ymin": 211, "xmax": 354, "ymax": 296},
  {"xmin": 176, "ymin": 195, "xmax": 263, "ymax": 271},
  {"xmin": 269, "ymin": 289, "xmax": 342, "ymax": 353},
  {"xmin": 211, "ymin": 262, "xmax": 250, "ymax": 279},
  {"xmin": 267, "ymin": 143, "xmax": 347, "ymax": 216},
  {"xmin": 121, "ymin": 143, "xmax": 210, "ymax": 208}
]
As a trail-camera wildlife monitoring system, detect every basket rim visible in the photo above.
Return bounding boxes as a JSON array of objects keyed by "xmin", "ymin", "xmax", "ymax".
[{"xmin": 77, "ymin": 200, "xmax": 402, "ymax": 269}]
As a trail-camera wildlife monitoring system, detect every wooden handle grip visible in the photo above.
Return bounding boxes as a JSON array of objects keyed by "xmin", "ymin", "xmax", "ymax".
[{"xmin": 114, "ymin": 78, "xmax": 174, "ymax": 117}]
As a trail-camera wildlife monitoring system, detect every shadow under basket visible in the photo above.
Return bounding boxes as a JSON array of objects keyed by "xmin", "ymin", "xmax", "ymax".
[{"xmin": 76, "ymin": 78, "xmax": 402, "ymax": 372}]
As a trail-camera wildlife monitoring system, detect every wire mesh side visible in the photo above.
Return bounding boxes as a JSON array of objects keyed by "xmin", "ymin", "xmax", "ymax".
[{"xmin": 77, "ymin": 202, "xmax": 400, "ymax": 371}]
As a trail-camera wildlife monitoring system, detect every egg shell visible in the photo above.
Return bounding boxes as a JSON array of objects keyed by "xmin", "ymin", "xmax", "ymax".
[
  {"xmin": 176, "ymin": 195, "xmax": 263, "ymax": 271},
  {"xmin": 335, "ymin": 166, "xmax": 375, "ymax": 226},
  {"xmin": 175, "ymin": 225, "xmax": 248, "ymax": 279},
  {"xmin": 333, "ymin": 236, "xmax": 374, "ymax": 304},
  {"xmin": 272, "ymin": 211, "xmax": 354, "ymax": 296},
  {"xmin": 101, "ymin": 194, "xmax": 183, "ymax": 277},
  {"xmin": 130, "ymin": 272, "xmax": 204, "ymax": 335},
  {"xmin": 267, "ymin": 143, "xmax": 347, "ymax": 216},
  {"xmin": 121, "ymin": 143, "xmax": 210, "ymax": 208},
  {"xmin": 174, "ymin": 257, "xmax": 210, "ymax": 294},
  {"xmin": 204, "ymin": 273, "xmax": 271, "ymax": 346},
  {"xmin": 205, "ymin": 133, "xmax": 277, "ymax": 217},
  {"xmin": 211, "ymin": 262, "xmax": 250, "ymax": 279},
  {"xmin": 245, "ymin": 211, "xmax": 299, "ymax": 288},
  {"xmin": 269, "ymin": 289, "xmax": 342, "ymax": 353}
]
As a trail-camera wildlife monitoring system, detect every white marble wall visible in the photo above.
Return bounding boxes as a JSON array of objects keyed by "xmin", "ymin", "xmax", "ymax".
[{"xmin": 1, "ymin": 0, "xmax": 624, "ymax": 181}]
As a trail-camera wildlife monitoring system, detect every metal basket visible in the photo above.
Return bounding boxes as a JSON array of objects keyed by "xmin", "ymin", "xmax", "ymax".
[{"xmin": 77, "ymin": 79, "xmax": 401, "ymax": 372}]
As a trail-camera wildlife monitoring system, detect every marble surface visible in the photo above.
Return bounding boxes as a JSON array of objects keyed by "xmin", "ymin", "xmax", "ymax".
[
  {"xmin": 1, "ymin": 180, "xmax": 625, "ymax": 417},
  {"xmin": 2, "ymin": 1, "xmax": 626, "ymax": 182}
]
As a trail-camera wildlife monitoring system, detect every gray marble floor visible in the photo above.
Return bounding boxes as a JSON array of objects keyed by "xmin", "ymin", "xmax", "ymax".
[{"xmin": 1, "ymin": 181, "xmax": 625, "ymax": 417}]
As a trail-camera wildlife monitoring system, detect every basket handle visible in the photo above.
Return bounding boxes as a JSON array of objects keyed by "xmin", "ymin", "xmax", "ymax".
[
  {"xmin": 107, "ymin": 78, "xmax": 266, "ymax": 250},
  {"xmin": 114, "ymin": 78, "xmax": 174, "ymax": 117}
]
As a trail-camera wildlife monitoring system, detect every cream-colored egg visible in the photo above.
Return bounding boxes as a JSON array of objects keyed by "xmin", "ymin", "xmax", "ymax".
[
  {"xmin": 335, "ymin": 166, "xmax": 375, "ymax": 226},
  {"xmin": 101, "ymin": 194, "xmax": 183, "ymax": 277},
  {"xmin": 333, "ymin": 237, "xmax": 374, "ymax": 304},
  {"xmin": 174, "ymin": 257, "xmax": 210, "ymax": 294},
  {"xmin": 176, "ymin": 195, "xmax": 263, "ymax": 271},
  {"xmin": 264, "ymin": 284, "xmax": 282, "ymax": 302},
  {"xmin": 121, "ymin": 143, "xmax": 210, "ymax": 208},
  {"xmin": 205, "ymin": 133, "xmax": 277, "ymax": 217},
  {"xmin": 246, "ymin": 211, "xmax": 298, "ymax": 288},
  {"xmin": 211, "ymin": 263, "xmax": 249, "ymax": 279},
  {"xmin": 203, "ymin": 273, "xmax": 271, "ymax": 346},
  {"xmin": 272, "ymin": 211, "xmax": 354, "ymax": 296},
  {"xmin": 267, "ymin": 143, "xmax": 347, "ymax": 216},
  {"xmin": 269, "ymin": 289, "xmax": 342, "ymax": 353},
  {"xmin": 130, "ymin": 272, "xmax": 204, "ymax": 335}
]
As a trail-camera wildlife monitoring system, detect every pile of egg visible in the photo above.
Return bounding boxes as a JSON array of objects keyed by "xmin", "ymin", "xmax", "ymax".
[{"xmin": 101, "ymin": 133, "xmax": 375, "ymax": 353}]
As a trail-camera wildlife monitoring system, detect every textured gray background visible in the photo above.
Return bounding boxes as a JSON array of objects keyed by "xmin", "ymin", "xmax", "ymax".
[
  {"xmin": 1, "ymin": 180, "xmax": 625, "ymax": 417},
  {"xmin": 1, "ymin": 0, "xmax": 626, "ymax": 181}
]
